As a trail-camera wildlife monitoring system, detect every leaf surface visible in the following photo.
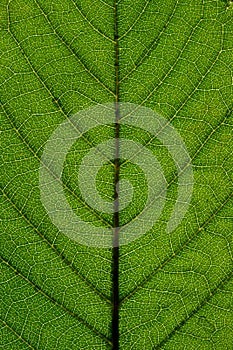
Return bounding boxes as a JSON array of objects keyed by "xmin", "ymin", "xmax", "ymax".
[{"xmin": 0, "ymin": 0, "xmax": 233, "ymax": 349}]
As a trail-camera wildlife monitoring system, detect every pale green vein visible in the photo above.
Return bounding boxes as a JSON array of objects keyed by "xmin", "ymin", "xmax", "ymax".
[
  {"xmin": 0, "ymin": 101, "xmax": 113, "ymax": 229},
  {"xmin": 0, "ymin": 104, "xmax": 112, "ymax": 304},
  {"xmin": 119, "ymin": 0, "xmax": 179, "ymax": 81},
  {"xmin": 120, "ymin": 191, "xmax": 233, "ymax": 304},
  {"xmin": 4, "ymin": 27, "xmax": 116, "ymax": 166},
  {"xmin": 0, "ymin": 319, "xmax": 36, "ymax": 350},
  {"xmin": 140, "ymin": 22, "xmax": 224, "ymax": 108},
  {"xmin": 0, "ymin": 257, "xmax": 112, "ymax": 346},
  {"xmin": 118, "ymin": 0, "xmax": 151, "ymax": 41},
  {"xmin": 119, "ymin": 17, "xmax": 204, "ymax": 123},
  {"xmin": 7, "ymin": 0, "xmax": 114, "ymax": 97},
  {"xmin": 121, "ymin": 105, "xmax": 231, "ymax": 172},
  {"xmin": 120, "ymin": 22, "xmax": 225, "ymax": 157},
  {"xmin": 89, "ymin": 0, "xmax": 114, "ymax": 9},
  {"xmin": 0, "ymin": 185, "xmax": 111, "ymax": 304},
  {"xmin": 32, "ymin": 0, "xmax": 115, "ymax": 95},
  {"xmin": 70, "ymin": 0, "xmax": 114, "ymax": 43},
  {"xmin": 153, "ymin": 269, "xmax": 233, "ymax": 349},
  {"xmin": 120, "ymin": 108, "xmax": 231, "ymax": 235}
]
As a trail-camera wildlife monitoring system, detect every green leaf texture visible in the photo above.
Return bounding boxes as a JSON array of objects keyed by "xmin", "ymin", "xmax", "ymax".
[{"xmin": 0, "ymin": 0, "xmax": 233, "ymax": 349}]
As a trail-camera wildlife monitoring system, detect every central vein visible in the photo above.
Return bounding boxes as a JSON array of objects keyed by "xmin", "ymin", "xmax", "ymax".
[{"xmin": 112, "ymin": 0, "xmax": 120, "ymax": 348}]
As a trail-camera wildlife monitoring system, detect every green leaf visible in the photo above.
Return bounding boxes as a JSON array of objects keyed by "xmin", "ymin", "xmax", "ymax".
[{"xmin": 1, "ymin": 0, "xmax": 233, "ymax": 349}]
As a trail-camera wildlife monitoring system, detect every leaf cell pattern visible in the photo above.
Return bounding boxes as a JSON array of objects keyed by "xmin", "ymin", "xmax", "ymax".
[{"xmin": 0, "ymin": 0, "xmax": 233, "ymax": 349}]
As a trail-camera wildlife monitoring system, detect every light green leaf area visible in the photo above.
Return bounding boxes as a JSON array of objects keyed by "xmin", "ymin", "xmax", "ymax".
[{"xmin": 0, "ymin": 0, "xmax": 233, "ymax": 349}]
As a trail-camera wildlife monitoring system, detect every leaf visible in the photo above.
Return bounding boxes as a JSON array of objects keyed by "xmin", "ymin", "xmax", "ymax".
[{"xmin": 0, "ymin": 0, "xmax": 233, "ymax": 349}]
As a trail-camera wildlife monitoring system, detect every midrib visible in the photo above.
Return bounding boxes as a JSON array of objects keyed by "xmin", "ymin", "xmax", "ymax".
[{"xmin": 112, "ymin": 0, "xmax": 120, "ymax": 348}]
